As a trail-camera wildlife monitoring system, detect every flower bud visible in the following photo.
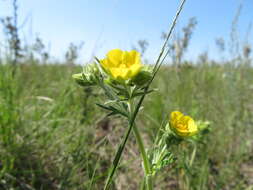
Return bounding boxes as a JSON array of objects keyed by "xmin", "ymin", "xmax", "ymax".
[
  {"xmin": 72, "ymin": 63, "xmax": 99, "ymax": 86},
  {"xmin": 72, "ymin": 73, "xmax": 95, "ymax": 86}
]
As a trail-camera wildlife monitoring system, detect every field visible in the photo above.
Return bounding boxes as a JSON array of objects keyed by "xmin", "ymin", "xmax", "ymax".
[{"xmin": 0, "ymin": 60, "xmax": 253, "ymax": 189}]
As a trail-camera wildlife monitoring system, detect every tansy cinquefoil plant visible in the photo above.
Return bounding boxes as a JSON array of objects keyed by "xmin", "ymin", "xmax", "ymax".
[
  {"xmin": 72, "ymin": 1, "xmax": 191, "ymax": 189},
  {"xmin": 73, "ymin": 49, "xmax": 155, "ymax": 189}
]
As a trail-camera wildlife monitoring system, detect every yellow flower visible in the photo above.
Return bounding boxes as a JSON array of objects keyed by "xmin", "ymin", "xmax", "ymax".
[
  {"xmin": 169, "ymin": 111, "xmax": 198, "ymax": 137},
  {"xmin": 99, "ymin": 49, "xmax": 142, "ymax": 81}
]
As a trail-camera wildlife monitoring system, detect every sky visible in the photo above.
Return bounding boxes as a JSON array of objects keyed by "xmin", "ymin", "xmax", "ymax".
[{"xmin": 0, "ymin": 0, "xmax": 252, "ymax": 63}]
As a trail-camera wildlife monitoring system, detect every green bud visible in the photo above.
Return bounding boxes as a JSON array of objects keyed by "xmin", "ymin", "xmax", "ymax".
[
  {"xmin": 72, "ymin": 63, "xmax": 99, "ymax": 87},
  {"xmin": 72, "ymin": 73, "xmax": 95, "ymax": 86},
  {"xmin": 196, "ymin": 120, "xmax": 210, "ymax": 131},
  {"xmin": 84, "ymin": 63, "xmax": 99, "ymax": 76}
]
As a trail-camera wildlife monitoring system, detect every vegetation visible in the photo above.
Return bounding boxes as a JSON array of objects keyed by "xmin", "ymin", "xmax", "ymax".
[
  {"xmin": 0, "ymin": 0, "xmax": 253, "ymax": 189},
  {"xmin": 0, "ymin": 59, "xmax": 253, "ymax": 189}
]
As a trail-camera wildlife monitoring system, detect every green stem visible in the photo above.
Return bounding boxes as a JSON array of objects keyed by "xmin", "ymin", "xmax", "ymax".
[
  {"xmin": 133, "ymin": 125, "xmax": 153, "ymax": 190},
  {"xmin": 146, "ymin": 175, "xmax": 153, "ymax": 190},
  {"xmin": 189, "ymin": 144, "xmax": 197, "ymax": 167},
  {"xmin": 129, "ymin": 94, "xmax": 153, "ymax": 190},
  {"xmin": 103, "ymin": 119, "xmax": 134, "ymax": 190},
  {"xmin": 103, "ymin": 97, "xmax": 145, "ymax": 190}
]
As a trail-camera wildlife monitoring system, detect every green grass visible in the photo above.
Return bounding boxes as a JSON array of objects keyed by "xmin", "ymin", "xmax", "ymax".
[{"xmin": 0, "ymin": 60, "xmax": 253, "ymax": 189}]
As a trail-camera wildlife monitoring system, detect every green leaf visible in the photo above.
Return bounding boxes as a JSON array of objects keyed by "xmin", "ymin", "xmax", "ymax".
[
  {"xmin": 131, "ymin": 89, "xmax": 156, "ymax": 98},
  {"xmin": 96, "ymin": 103, "xmax": 128, "ymax": 118},
  {"xmin": 131, "ymin": 65, "xmax": 153, "ymax": 86}
]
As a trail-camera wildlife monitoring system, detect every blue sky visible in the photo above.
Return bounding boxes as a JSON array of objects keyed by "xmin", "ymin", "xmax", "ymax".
[{"xmin": 0, "ymin": 0, "xmax": 252, "ymax": 62}]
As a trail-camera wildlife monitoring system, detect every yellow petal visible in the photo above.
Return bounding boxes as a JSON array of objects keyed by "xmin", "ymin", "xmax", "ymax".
[
  {"xmin": 187, "ymin": 119, "xmax": 198, "ymax": 132},
  {"xmin": 100, "ymin": 59, "xmax": 109, "ymax": 69},
  {"xmin": 124, "ymin": 50, "xmax": 140, "ymax": 67},
  {"xmin": 170, "ymin": 111, "xmax": 183, "ymax": 121},
  {"xmin": 107, "ymin": 49, "xmax": 123, "ymax": 67},
  {"xmin": 176, "ymin": 129, "xmax": 191, "ymax": 137},
  {"xmin": 181, "ymin": 116, "xmax": 191, "ymax": 125},
  {"xmin": 110, "ymin": 68, "xmax": 129, "ymax": 80},
  {"xmin": 129, "ymin": 63, "xmax": 141, "ymax": 77}
]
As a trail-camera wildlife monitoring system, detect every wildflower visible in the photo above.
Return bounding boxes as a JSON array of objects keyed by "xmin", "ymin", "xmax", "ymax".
[
  {"xmin": 99, "ymin": 49, "xmax": 142, "ymax": 81},
  {"xmin": 169, "ymin": 111, "xmax": 198, "ymax": 137}
]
